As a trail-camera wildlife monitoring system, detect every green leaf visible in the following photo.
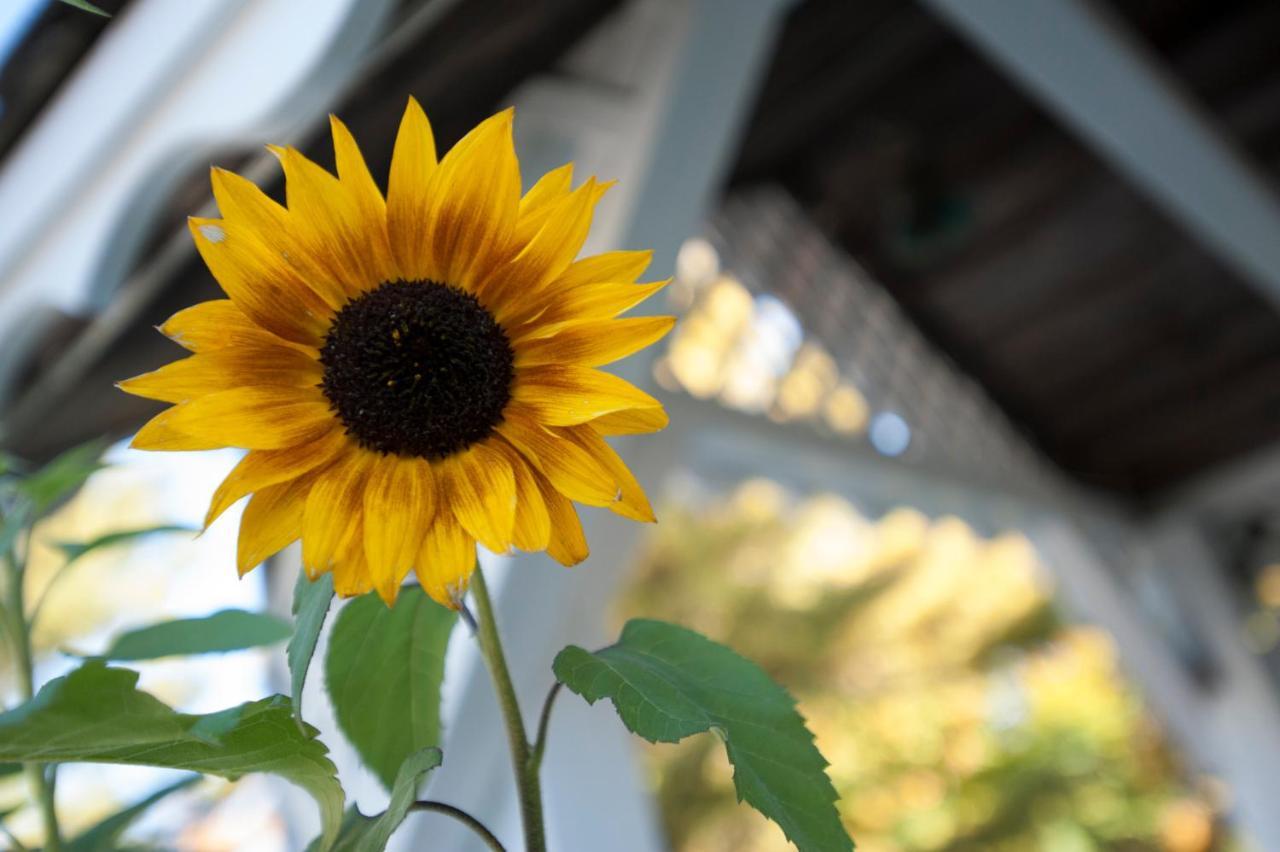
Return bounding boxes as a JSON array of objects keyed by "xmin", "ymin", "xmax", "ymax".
[
  {"xmin": 57, "ymin": 0, "xmax": 111, "ymax": 15},
  {"xmin": 66, "ymin": 775, "xmax": 199, "ymax": 851},
  {"xmin": 553, "ymin": 619, "xmax": 852, "ymax": 852},
  {"xmin": 18, "ymin": 439, "xmax": 106, "ymax": 517},
  {"xmin": 0, "ymin": 661, "xmax": 343, "ymax": 849},
  {"xmin": 94, "ymin": 609, "xmax": 292, "ymax": 661},
  {"xmin": 306, "ymin": 747, "xmax": 442, "ymax": 852},
  {"xmin": 289, "ymin": 571, "xmax": 335, "ymax": 728},
  {"xmin": 54, "ymin": 525, "xmax": 196, "ymax": 566},
  {"xmin": 325, "ymin": 586, "xmax": 454, "ymax": 790}
]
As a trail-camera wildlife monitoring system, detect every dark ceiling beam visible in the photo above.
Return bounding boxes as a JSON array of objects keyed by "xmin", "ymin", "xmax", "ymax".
[
  {"xmin": 734, "ymin": 3, "xmax": 942, "ymax": 176},
  {"xmin": 920, "ymin": 0, "xmax": 1280, "ymax": 312},
  {"xmin": 1057, "ymin": 313, "xmax": 1279, "ymax": 453},
  {"xmin": 1077, "ymin": 354, "xmax": 1280, "ymax": 477}
]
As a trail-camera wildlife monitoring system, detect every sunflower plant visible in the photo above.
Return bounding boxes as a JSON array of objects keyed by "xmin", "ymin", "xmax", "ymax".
[{"xmin": 0, "ymin": 101, "xmax": 852, "ymax": 851}]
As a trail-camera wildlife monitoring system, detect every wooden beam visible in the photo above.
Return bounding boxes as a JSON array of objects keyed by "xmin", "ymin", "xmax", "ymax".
[{"xmin": 921, "ymin": 0, "xmax": 1280, "ymax": 309}]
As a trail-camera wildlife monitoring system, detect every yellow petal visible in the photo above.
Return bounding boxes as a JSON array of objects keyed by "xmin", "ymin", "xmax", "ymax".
[
  {"xmin": 130, "ymin": 406, "xmax": 225, "ymax": 452},
  {"xmin": 590, "ymin": 405, "xmax": 670, "ymax": 436},
  {"xmin": 205, "ymin": 426, "xmax": 348, "ymax": 528},
  {"xmin": 210, "ymin": 166, "xmax": 289, "ymax": 236},
  {"xmin": 330, "ymin": 114, "xmax": 389, "ymax": 258},
  {"xmin": 162, "ymin": 387, "xmax": 334, "ymax": 450},
  {"xmin": 208, "ymin": 170, "xmax": 350, "ymax": 311},
  {"xmin": 189, "ymin": 216, "xmax": 333, "ymax": 345},
  {"xmin": 512, "ymin": 162, "xmax": 573, "ymax": 248},
  {"xmin": 534, "ymin": 471, "xmax": 588, "ymax": 566},
  {"xmin": 415, "ymin": 515, "xmax": 476, "ymax": 609},
  {"xmin": 444, "ymin": 442, "xmax": 515, "ymax": 553},
  {"xmin": 333, "ymin": 515, "xmax": 375, "ymax": 597},
  {"xmin": 515, "ymin": 316, "xmax": 676, "ymax": 368},
  {"xmin": 480, "ymin": 179, "xmax": 610, "ymax": 320},
  {"xmin": 237, "ymin": 474, "xmax": 314, "ymax": 576},
  {"xmin": 117, "ymin": 345, "xmax": 321, "ymax": 405},
  {"xmin": 363, "ymin": 456, "xmax": 435, "ymax": 604},
  {"xmin": 512, "ymin": 280, "xmax": 668, "ymax": 339},
  {"xmin": 386, "ymin": 97, "xmax": 438, "ymax": 279},
  {"xmin": 511, "ymin": 365, "xmax": 662, "ymax": 426},
  {"xmin": 561, "ymin": 425, "xmax": 655, "ymax": 522},
  {"xmin": 494, "ymin": 439, "xmax": 550, "ymax": 552},
  {"xmin": 274, "ymin": 144, "xmax": 388, "ymax": 292},
  {"xmin": 159, "ymin": 300, "xmax": 316, "ymax": 356},
  {"xmin": 424, "ymin": 108, "xmax": 520, "ymax": 287},
  {"xmin": 496, "ymin": 408, "xmax": 617, "ymax": 506},
  {"xmin": 545, "ymin": 249, "xmax": 652, "ymax": 291},
  {"xmin": 302, "ymin": 452, "xmax": 373, "ymax": 577}
]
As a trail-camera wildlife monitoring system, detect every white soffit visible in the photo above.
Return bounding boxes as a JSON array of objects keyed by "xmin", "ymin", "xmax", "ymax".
[{"xmin": 0, "ymin": 0, "xmax": 389, "ymax": 378}]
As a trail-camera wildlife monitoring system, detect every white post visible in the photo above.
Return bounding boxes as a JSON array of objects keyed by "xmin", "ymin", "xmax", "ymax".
[{"xmin": 1140, "ymin": 522, "xmax": 1280, "ymax": 851}]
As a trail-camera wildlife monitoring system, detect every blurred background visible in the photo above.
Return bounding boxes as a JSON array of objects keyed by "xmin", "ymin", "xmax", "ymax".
[{"xmin": 1, "ymin": 0, "xmax": 1279, "ymax": 849}]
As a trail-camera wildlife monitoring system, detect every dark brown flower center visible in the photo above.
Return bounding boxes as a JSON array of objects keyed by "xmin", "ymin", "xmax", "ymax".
[{"xmin": 319, "ymin": 280, "xmax": 514, "ymax": 459}]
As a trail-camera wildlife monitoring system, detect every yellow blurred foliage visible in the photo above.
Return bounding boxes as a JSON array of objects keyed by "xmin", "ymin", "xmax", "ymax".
[
  {"xmin": 659, "ymin": 273, "xmax": 873, "ymax": 435},
  {"xmin": 619, "ymin": 479, "xmax": 1232, "ymax": 852}
]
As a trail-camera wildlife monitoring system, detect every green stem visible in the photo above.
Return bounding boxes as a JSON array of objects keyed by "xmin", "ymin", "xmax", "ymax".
[
  {"xmin": 4, "ymin": 546, "xmax": 60, "ymax": 851},
  {"xmin": 470, "ymin": 566, "xmax": 546, "ymax": 852},
  {"xmin": 530, "ymin": 682, "xmax": 562, "ymax": 772},
  {"xmin": 410, "ymin": 801, "xmax": 506, "ymax": 851}
]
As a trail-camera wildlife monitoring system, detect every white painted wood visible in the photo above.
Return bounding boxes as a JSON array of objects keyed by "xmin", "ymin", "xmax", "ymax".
[
  {"xmin": 1162, "ymin": 440, "xmax": 1280, "ymax": 521},
  {"xmin": 1138, "ymin": 522, "xmax": 1280, "ymax": 851},
  {"xmin": 0, "ymin": 0, "xmax": 393, "ymax": 399}
]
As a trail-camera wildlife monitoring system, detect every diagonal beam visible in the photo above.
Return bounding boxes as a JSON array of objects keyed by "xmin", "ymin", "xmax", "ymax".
[{"xmin": 920, "ymin": 0, "xmax": 1280, "ymax": 309}]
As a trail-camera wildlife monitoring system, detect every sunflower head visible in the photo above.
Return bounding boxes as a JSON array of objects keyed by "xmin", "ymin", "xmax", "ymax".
[{"xmin": 118, "ymin": 98, "xmax": 673, "ymax": 608}]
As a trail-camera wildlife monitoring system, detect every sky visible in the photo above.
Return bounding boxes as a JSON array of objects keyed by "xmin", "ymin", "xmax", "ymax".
[
  {"xmin": 0, "ymin": 0, "xmax": 48, "ymax": 118},
  {"xmin": 0, "ymin": 0, "xmax": 44, "ymax": 69}
]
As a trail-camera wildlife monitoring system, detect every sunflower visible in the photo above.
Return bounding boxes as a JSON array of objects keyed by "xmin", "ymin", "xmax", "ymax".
[{"xmin": 118, "ymin": 98, "xmax": 673, "ymax": 608}]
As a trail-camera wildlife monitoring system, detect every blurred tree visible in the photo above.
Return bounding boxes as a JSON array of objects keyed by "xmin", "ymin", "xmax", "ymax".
[{"xmin": 617, "ymin": 480, "xmax": 1234, "ymax": 852}]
